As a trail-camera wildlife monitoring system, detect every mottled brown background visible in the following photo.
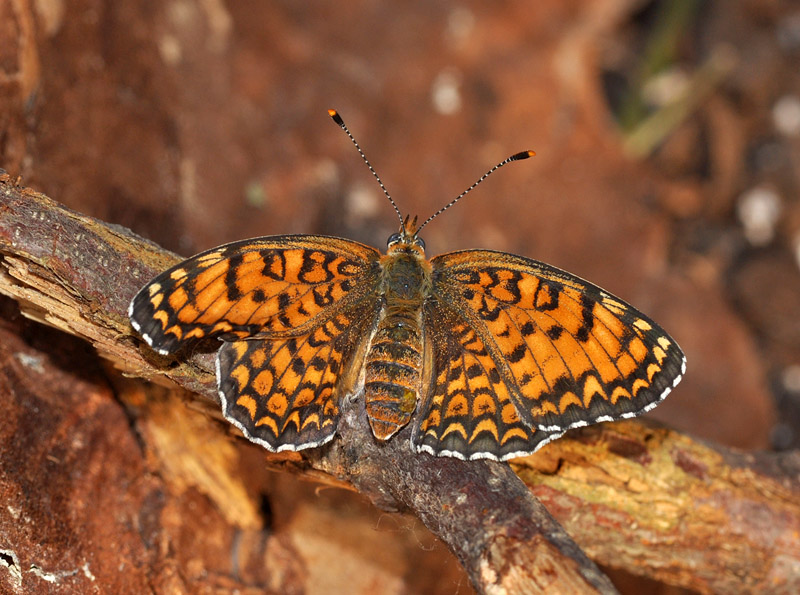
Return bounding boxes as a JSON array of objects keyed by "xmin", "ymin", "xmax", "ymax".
[{"xmin": 1, "ymin": 0, "xmax": 799, "ymax": 593}]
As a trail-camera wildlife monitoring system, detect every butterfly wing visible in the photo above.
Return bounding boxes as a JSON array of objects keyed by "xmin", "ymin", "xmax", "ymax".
[
  {"xmin": 413, "ymin": 304, "xmax": 564, "ymax": 460},
  {"xmin": 128, "ymin": 235, "xmax": 381, "ymax": 355},
  {"xmin": 429, "ymin": 250, "xmax": 686, "ymax": 437},
  {"xmin": 217, "ymin": 300, "xmax": 380, "ymax": 451}
]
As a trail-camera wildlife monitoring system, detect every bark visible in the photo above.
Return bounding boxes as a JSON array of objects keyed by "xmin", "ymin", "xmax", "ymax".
[{"xmin": 1, "ymin": 173, "xmax": 798, "ymax": 594}]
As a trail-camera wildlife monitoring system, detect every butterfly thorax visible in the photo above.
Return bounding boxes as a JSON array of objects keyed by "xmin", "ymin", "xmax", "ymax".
[{"xmin": 363, "ymin": 238, "xmax": 432, "ymax": 441}]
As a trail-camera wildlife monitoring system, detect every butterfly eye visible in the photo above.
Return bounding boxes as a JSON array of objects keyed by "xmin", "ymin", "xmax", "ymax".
[
  {"xmin": 387, "ymin": 232, "xmax": 402, "ymax": 247},
  {"xmin": 414, "ymin": 237, "xmax": 426, "ymax": 251}
]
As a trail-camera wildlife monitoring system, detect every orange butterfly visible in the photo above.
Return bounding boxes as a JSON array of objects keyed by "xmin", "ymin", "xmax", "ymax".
[{"xmin": 129, "ymin": 111, "xmax": 685, "ymax": 460}]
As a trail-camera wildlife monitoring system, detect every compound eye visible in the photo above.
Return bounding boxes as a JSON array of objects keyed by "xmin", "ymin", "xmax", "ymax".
[
  {"xmin": 415, "ymin": 237, "xmax": 426, "ymax": 250},
  {"xmin": 387, "ymin": 232, "xmax": 402, "ymax": 247}
]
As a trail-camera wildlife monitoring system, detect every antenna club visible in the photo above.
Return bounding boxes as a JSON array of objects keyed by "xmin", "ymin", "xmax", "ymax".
[
  {"xmin": 511, "ymin": 150, "xmax": 536, "ymax": 160},
  {"xmin": 328, "ymin": 109, "xmax": 345, "ymax": 126}
]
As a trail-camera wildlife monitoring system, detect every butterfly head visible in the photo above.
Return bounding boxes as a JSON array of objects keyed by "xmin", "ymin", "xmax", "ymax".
[{"xmin": 387, "ymin": 215, "xmax": 426, "ymax": 255}]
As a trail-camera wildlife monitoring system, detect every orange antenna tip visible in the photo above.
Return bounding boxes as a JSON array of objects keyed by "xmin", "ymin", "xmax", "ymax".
[
  {"xmin": 328, "ymin": 109, "xmax": 344, "ymax": 126},
  {"xmin": 511, "ymin": 150, "xmax": 536, "ymax": 160}
]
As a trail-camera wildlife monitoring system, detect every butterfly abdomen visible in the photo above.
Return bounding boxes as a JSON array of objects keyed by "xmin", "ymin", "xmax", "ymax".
[
  {"xmin": 364, "ymin": 307, "xmax": 424, "ymax": 440},
  {"xmin": 364, "ymin": 248, "xmax": 431, "ymax": 440}
]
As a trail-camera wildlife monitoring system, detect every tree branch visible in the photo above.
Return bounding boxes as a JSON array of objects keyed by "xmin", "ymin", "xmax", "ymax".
[{"xmin": 2, "ymin": 172, "xmax": 798, "ymax": 593}]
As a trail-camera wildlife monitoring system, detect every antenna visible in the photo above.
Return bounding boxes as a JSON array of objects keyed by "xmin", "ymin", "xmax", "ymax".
[
  {"xmin": 416, "ymin": 149, "xmax": 535, "ymax": 233},
  {"xmin": 328, "ymin": 109, "xmax": 404, "ymax": 226},
  {"xmin": 328, "ymin": 109, "xmax": 536, "ymax": 235}
]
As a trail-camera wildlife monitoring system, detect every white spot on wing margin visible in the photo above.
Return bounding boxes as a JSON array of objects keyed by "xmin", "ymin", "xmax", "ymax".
[{"xmin": 414, "ymin": 429, "xmax": 566, "ymax": 461}]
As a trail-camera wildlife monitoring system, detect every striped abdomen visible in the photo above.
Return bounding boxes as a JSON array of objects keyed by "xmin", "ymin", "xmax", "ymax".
[{"xmin": 364, "ymin": 306, "xmax": 424, "ymax": 440}]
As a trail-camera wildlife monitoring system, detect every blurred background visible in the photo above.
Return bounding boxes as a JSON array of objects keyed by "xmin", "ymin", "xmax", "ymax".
[{"xmin": 1, "ymin": 0, "xmax": 799, "ymax": 592}]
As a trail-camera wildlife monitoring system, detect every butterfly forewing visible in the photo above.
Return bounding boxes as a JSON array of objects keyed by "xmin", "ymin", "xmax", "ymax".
[
  {"xmin": 431, "ymin": 250, "xmax": 686, "ymax": 435},
  {"xmin": 128, "ymin": 235, "xmax": 381, "ymax": 355}
]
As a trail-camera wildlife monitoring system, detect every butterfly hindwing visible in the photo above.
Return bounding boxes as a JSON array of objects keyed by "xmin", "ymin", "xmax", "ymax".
[
  {"xmin": 128, "ymin": 235, "xmax": 380, "ymax": 355},
  {"xmin": 413, "ymin": 305, "xmax": 563, "ymax": 460},
  {"xmin": 218, "ymin": 300, "xmax": 381, "ymax": 451},
  {"xmin": 431, "ymin": 250, "xmax": 686, "ymax": 434}
]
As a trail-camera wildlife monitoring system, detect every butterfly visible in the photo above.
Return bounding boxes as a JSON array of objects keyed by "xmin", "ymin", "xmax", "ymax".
[{"xmin": 128, "ymin": 110, "xmax": 686, "ymax": 461}]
